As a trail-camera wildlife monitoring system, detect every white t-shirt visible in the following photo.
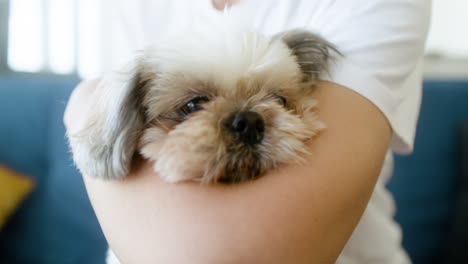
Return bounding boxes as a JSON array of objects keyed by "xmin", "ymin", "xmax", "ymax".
[{"xmin": 99, "ymin": 1, "xmax": 431, "ymax": 263}]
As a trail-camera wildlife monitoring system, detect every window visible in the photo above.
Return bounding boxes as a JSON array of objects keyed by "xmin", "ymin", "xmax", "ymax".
[
  {"xmin": 0, "ymin": 0, "xmax": 9, "ymax": 72},
  {"xmin": 424, "ymin": 0, "xmax": 468, "ymax": 79},
  {"xmin": 0, "ymin": 0, "xmax": 102, "ymax": 78},
  {"xmin": 426, "ymin": 0, "xmax": 468, "ymax": 58},
  {"xmin": 0, "ymin": 1, "xmax": 467, "ymax": 79}
]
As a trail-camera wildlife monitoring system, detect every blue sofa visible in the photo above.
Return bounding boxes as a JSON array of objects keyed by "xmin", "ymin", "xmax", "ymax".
[
  {"xmin": 388, "ymin": 80, "xmax": 468, "ymax": 263},
  {"xmin": 0, "ymin": 76, "xmax": 467, "ymax": 264},
  {"xmin": 0, "ymin": 76, "xmax": 107, "ymax": 264}
]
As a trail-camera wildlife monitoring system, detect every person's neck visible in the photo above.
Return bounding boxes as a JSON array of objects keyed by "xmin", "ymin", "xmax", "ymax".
[{"xmin": 212, "ymin": 0, "xmax": 242, "ymax": 10}]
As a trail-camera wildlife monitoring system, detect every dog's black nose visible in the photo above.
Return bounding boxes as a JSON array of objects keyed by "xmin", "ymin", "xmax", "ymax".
[{"xmin": 230, "ymin": 111, "xmax": 265, "ymax": 145}]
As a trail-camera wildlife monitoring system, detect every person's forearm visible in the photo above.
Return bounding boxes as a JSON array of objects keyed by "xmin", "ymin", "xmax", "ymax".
[
  {"xmin": 80, "ymin": 81, "xmax": 391, "ymax": 264},
  {"xmin": 88, "ymin": 159, "xmax": 335, "ymax": 264}
]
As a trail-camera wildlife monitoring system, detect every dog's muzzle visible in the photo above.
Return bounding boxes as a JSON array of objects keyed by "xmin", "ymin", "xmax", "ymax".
[{"xmin": 227, "ymin": 111, "xmax": 265, "ymax": 146}]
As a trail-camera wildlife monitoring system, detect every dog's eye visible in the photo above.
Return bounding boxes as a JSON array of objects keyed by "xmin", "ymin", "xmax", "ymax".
[
  {"xmin": 276, "ymin": 95, "xmax": 288, "ymax": 106},
  {"xmin": 180, "ymin": 96, "xmax": 209, "ymax": 116}
]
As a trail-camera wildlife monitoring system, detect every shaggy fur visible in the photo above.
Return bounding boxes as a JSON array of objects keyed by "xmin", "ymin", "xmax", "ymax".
[{"xmin": 68, "ymin": 25, "xmax": 337, "ymax": 183}]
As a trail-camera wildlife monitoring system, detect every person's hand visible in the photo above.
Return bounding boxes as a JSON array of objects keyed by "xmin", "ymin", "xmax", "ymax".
[{"xmin": 64, "ymin": 79, "xmax": 101, "ymax": 138}]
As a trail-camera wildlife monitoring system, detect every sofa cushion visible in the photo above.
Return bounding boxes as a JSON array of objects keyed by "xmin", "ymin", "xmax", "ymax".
[{"xmin": 0, "ymin": 165, "xmax": 34, "ymax": 229}]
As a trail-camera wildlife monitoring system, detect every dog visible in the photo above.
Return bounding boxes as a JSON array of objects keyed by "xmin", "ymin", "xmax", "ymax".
[{"xmin": 68, "ymin": 25, "xmax": 338, "ymax": 184}]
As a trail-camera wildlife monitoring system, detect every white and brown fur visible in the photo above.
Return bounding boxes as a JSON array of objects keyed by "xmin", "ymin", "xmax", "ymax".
[{"xmin": 68, "ymin": 25, "xmax": 338, "ymax": 184}]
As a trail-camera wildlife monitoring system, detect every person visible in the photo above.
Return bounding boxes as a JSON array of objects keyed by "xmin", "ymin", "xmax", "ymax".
[{"xmin": 64, "ymin": 0, "xmax": 431, "ymax": 263}]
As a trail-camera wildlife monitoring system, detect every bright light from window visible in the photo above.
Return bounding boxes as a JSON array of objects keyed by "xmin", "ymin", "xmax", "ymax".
[
  {"xmin": 6, "ymin": 0, "xmax": 466, "ymax": 78},
  {"xmin": 49, "ymin": 0, "xmax": 75, "ymax": 74},
  {"xmin": 426, "ymin": 0, "xmax": 468, "ymax": 58},
  {"xmin": 78, "ymin": 0, "xmax": 101, "ymax": 79},
  {"xmin": 8, "ymin": 0, "xmax": 44, "ymax": 72},
  {"xmin": 7, "ymin": 0, "xmax": 101, "ymax": 77}
]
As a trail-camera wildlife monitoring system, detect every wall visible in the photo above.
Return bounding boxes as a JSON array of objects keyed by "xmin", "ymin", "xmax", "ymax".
[{"xmin": 426, "ymin": 0, "xmax": 468, "ymax": 58}]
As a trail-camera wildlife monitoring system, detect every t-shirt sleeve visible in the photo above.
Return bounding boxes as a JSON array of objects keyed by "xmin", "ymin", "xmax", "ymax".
[
  {"xmin": 236, "ymin": 0, "xmax": 432, "ymax": 154},
  {"xmin": 318, "ymin": 0, "xmax": 431, "ymax": 154}
]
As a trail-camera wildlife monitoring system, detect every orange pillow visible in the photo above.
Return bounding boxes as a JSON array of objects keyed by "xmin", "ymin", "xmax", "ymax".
[{"xmin": 0, "ymin": 165, "xmax": 34, "ymax": 228}]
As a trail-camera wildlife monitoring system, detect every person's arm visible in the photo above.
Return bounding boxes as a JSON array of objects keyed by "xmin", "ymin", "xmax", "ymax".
[{"xmin": 65, "ymin": 79, "xmax": 391, "ymax": 264}]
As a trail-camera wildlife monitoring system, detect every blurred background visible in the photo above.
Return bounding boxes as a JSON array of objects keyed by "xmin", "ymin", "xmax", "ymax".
[{"xmin": 0, "ymin": 0, "xmax": 467, "ymax": 264}]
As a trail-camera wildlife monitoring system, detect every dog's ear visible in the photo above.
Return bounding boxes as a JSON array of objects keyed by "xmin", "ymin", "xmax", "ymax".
[
  {"xmin": 69, "ymin": 58, "xmax": 150, "ymax": 180},
  {"xmin": 275, "ymin": 29, "xmax": 339, "ymax": 82}
]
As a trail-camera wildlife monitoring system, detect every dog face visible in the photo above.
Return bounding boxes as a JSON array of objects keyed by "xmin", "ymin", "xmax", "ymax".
[{"xmin": 69, "ymin": 28, "xmax": 336, "ymax": 183}]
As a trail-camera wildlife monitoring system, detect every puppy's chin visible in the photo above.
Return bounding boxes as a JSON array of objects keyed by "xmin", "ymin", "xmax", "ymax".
[{"xmin": 139, "ymin": 97, "xmax": 324, "ymax": 184}]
